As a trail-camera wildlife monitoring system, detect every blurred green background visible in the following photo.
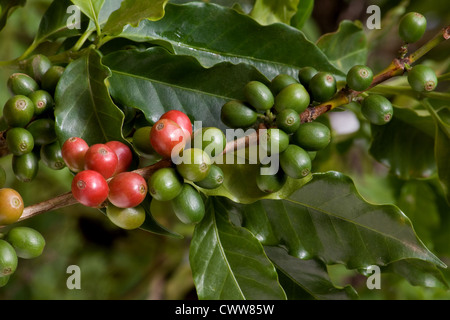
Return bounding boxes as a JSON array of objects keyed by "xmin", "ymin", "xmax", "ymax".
[{"xmin": 0, "ymin": 0, "xmax": 449, "ymax": 300}]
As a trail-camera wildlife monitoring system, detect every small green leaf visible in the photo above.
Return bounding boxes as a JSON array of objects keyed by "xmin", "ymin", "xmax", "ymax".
[
  {"xmin": 317, "ymin": 20, "xmax": 368, "ymax": 75},
  {"xmin": 190, "ymin": 198, "xmax": 287, "ymax": 300},
  {"xmin": 55, "ymin": 48, "xmax": 124, "ymax": 145},
  {"xmin": 290, "ymin": 0, "xmax": 314, "ymax": 30},
  {"xmin": 103, "ymin": 0, "xmax": 169, "ymax": 36},
  {"xmin": 0, "ymin": 0, "xmax": 26, "ymax": 31},
  {"xmin": 71, "ymin": 0, "xmax": 105, "ymax": 30},
  {"xmin": 265, "ymin": 245, "xmax": 358, "ymax": 300},
  {"xmin": 250, "ymin": 0, "xmax": 300, "ymax": 25},
  {"xmin": 36, "ymin": 0, "xmax": 87, "ymax": 42}
]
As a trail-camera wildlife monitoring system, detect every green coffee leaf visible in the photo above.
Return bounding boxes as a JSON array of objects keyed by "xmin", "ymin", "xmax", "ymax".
[
  {"xmin": 36, "ymin": 0, "xmax": 87, "ymax": 42},
  {"xmin": 190, "ymin": 198, "xmax": 287, "ymax": 300},
  {"xmin": 55, "ymin": 48, "xmax": 124, "ymax": 145},
  {"xmin": 317, "ymin": 20, "xmax": 368, "ymax": 75},
  {"xmin": 265, "ymin": 245, "xmax": 358, "ymax": 300},
  {"xmin": 0, "ymin": 0, "xmax": 26, "ymax": 31},
  {"xmin": 369, "ymin": 107, "xmax": 436, "ymax": 180},
  {"xmin": 117, "ymin": 2, "xmax": 344, "ymax": 80},
  {"xmin": 103, "ymin": 0, "xmax": 169, "ymax": 36},
  {"xmin": 70, "ymin": 0, "xmax": 104, "ymax": 30},
  {"xmin": 239, "ymin": 172, "xmax": 446, "ymax": 270},
  {"xmin": 102, "ymin": 47, "xmax": 268, "ymax": 129},
  {"xmin": 249, "ymin": 0, "xmax": 300, "ymax": 25}
]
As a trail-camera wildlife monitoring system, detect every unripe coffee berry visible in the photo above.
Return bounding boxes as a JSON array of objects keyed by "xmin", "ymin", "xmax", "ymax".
[
  {"xmin": 361, "ymin": 95, "xmax": 394, "ymax": 125},
  {"xmin": 407, "ymin": 65, "xmax": 438, "ymax": 92},
  {"xmin": 243, "ymin": 81, "xmax": 274, "ymax": 111},
  {"xmin": 346, "ymin": 65, "xmax": 373, "ymax": 92},
  {"xmin": 0, "ymin": 188, "xmax": 24, "ymax": 225},
  {"xmin": 399, "ymin": 12, "xmax": 427, "ymax": 44}
]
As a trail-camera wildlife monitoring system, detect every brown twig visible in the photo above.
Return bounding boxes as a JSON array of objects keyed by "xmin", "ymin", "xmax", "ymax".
[
  {"xmin": 298, "ymin": 25, "xmax": 450, "ymax": 123},
  {"xmin": 0, "ymin": 158, "xmax": 173, "ymax": 227}
]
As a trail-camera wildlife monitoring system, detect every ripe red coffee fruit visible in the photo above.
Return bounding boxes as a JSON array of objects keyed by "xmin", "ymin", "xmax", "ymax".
[
  {"xmin": 160, "ymin": 110, "xmax": 193, "ymax": 140},
  {"xmin": 150, "ymin": 119, "xmax": 186, "ymax": 159},
  {"xmin": 108, "ymin": 172, "xmax": 147, "ymax": 208},
  {"xmin": 105, "ymin": 140, "xmax": 133, "ymax": 174},
  {"xmin": 84, "ymin": 143, "xmax": 118, "ymax": 179},
  {"xmin": 71, "ymin": 170, "xmax": 109, "ymax": 207},
  {"xmin": 61, "ymin": 137, "xmax": 89, "ymax": 172}
]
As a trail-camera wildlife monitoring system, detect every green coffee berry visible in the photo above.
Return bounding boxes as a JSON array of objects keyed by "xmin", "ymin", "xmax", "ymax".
[
  {"xmin": 298, "ymin": 67, "xmax": 318, "ymax": 88},
  {"xmin": 407, "ymin": 65, "xmax": 438, "ymax": 92},
  {"xmin": 6, "ymin": 127, "xmax": 34, "ymax": 156},
  {"xmin": 346, "ymin": 65, "xmax": 374, "ymax": 91},
  {"xmin": 5, "ymin": 227, "xmax": 46, "ymax": 259},
  {"xmin": 221, "ymin": 100, "xmax": 258, "ymax": 129},
  {"xmin": 243, "ymin": 81, "xmax": 274, "ymax": 111},
  {"xmin": 292, "ymin": 122, "xmax": 331, "ymax": 151},
  {"xmin": 279, "ymin": 144, "xmax": 312, "ymax": 179},
  {"xmin": 28, "ymin": 90, "xmax": 54, "ymax": 116},
  {"xmin": 309, "ymin": 72, "xmax": 337, "ymax": 102},
  {"xmin": 399, "ymin": 12, "xmax": 427, "ymax": 44},
  {"xmin": 194, "ymin": 165, "xmax": 224, "ymax": 190},
  {"xmin": 361, "ymin": 95, "xmax": 394, "ymax": 125},
  {"xmin": 3, "ymin": 95, "xmax": 35, "ymax": 128},
  {"xmin": 276, "ymin": 108, "xmax": 300, "ymax": 134},
  {"xmin": 274, "ymin": 83, "xmax": 310, "ymax": 114},
  {"xmin": 7, "ymin": 73, "xmax": 39, "ymax": 96},
  {"xmin": 12, "ymin": 152, "xmax": 39, "ymax": 182},
  {"xmin": 270, "ymin": 74, "xmax": 298, "ymax": 96}
]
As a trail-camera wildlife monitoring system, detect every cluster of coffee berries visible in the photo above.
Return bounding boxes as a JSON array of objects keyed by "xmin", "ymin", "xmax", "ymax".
[
  {"xmin": 2, "ymin": 54, "xmax": 66, "ymax": 182},
  {"xmin": 220, "ymin": 70, "xmax": 336, "ymax": 193},
  {"xmin": 148, "ymin": 111, "xmax": 225, "ymax": 225},
  {"xmin": 0, "ymin": 226, "xmax": 45, "ymax": 288},
  {"xmin": 63, "ymin": 137, "xmax": 149, "ymax": 230}
]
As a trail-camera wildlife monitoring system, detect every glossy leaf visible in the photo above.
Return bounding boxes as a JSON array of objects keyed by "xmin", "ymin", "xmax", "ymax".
[
  {"xmin": 265, "ymin": 245, "xmax": 358, "ymax": 300},
  {"xmin": 36, "ymin": 0, "xmax": 87, "ymax": 42},
  {"xmin": 103, "ymin": 0, "xmax": 169, "ymax": 36},
  {"xmin": 249, "ymin": 0, "xmax": 299, "ymax": 25},
  {"xmin": 290, "ymin": 0, "xmax": 314, "ymax": 30},
  {"xmin": 0, "ymin": 0, "xmax": 26, "ymax": 31},
  {"xmin": 239, "ymin": 172, "xmax": 445, "ymax": 270},
  {"xmin": 71, "ymin": 0, "xmax": 104, "ymax": 27},
  {"xmin": 385, "ymin": 259, "xmax": 448, "ymax": 289},
  {"xmin": 190, "ymin": 198, "xmax": 287, "ymax": 300},
  {"xmin": 424, "ymin": 104, "xmax": 450, "ymax": 204},
  {"xmin": 369, "ymin": 107, "xmax": 436, "ymax": 180},
  {"xmin": 102, "ymin": 47, "xmax": 268, "ymax": 129},
  {"xmin": 316, "ymin": 20, "xmax": 368, "ymax": 75},
  {"xmin": 117, "ymin": 2, "xmax": 344, "ymax": 80},
  {"xmin": 54, "ymin": 48, "xmax": 124, "ymax": 145}
]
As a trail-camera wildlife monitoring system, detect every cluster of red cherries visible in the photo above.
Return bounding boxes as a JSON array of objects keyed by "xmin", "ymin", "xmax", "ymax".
[{"xmin": 63, "ymin": 110, "xmax": 196, "ymax": 229}]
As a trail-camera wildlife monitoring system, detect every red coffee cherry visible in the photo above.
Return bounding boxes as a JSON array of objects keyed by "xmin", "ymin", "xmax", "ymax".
[
  {"xmin": 71, "ymin": 170, "xmax": 109, "ymax": 207},
  {"xmin": 105, "ymin": 140, "xmax": 133, "ymax": 174},
  {"xmin": 150, "ymin": 118, "xmax": 186, "ymax": 159},
  {"xmin": 160, "ymin": 110, "xmax": 193, "ymax": 140},
  {"xmin": 84, "ymin": 144, "xmax": 118, "ymax": 179},
  {"xmin": 108, "ymin": 172, "xmax": 147, "ymax": 208},
  {"xmin": 61, "ymin": 137, "xmax": 89, "ymax": 172}
]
